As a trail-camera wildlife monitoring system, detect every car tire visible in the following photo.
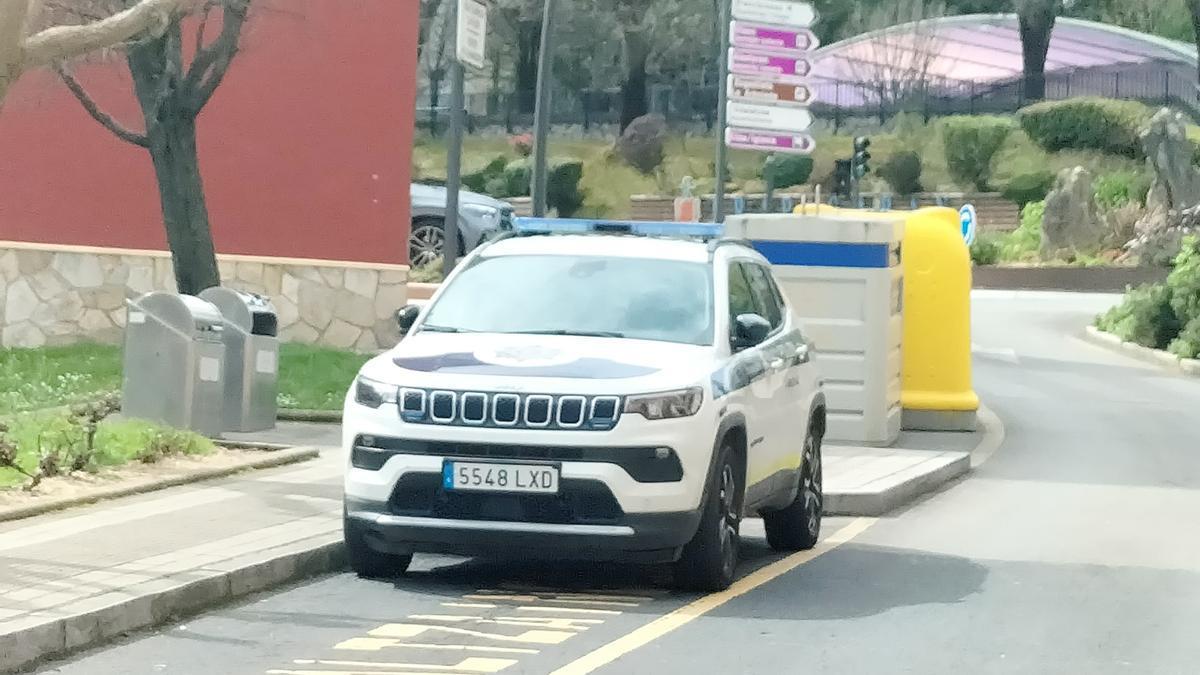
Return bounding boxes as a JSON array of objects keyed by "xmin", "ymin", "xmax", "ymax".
[
  {"xmin": 674, "ymin": 441, "xmax": 742, "ymax": 592},
  {"xmin": 344, "ymin": 516, "xmax": 413, "ymax": 579},
  {"xmin": 409, "ymin": 216, "xmax": 466, "ymax": 268},
  {"xmin": 763, "ymin": 427, "xmax": 823, "ymax": 552}
]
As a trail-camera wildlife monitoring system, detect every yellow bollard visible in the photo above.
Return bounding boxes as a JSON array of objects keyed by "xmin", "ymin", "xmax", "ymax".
[{"xmin": 792, "ymin": 204, "xmax": 979, "ymax": 431}]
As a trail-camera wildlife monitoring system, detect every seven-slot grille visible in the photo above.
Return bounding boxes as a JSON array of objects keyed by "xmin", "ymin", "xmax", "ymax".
[{"xmin": 399, "ymin": 388, "xmax": 621, "ymax": 431}]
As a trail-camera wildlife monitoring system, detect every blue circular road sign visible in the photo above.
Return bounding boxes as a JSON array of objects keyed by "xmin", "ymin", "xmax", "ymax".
[{"xmin": 959, "ymin": 204, "xmax": 977, "ymax": 246}]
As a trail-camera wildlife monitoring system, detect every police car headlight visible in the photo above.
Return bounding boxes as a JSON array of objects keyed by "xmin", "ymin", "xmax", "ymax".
[
  {"xmin": 355, "ymin": 376, "xmax": 398, "ymax": 409},
  {"xmin": 624, "ymin": 387, "xmax": 703, "ymax": 420}
]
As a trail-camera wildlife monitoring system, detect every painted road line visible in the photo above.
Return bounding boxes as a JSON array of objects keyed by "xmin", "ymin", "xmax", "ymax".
[
  {"xmin": 442, "ymin": 603, "xmax": 497, "ymax": 609},
  {"xmin": 268, "ymin": 671, "xmax": 472, "ymax": 675},
  {"xmin": 406, "ymin": 615, "xmax": 602, "ymax": 631},
  {"xmin": 292, "ymin": 657, "xmax": 515, "ymax": 673},
  {"xmin": 548, "ymin": 517, "xmax": 878, "ymax": 675},
  {"xmin": 368, "ymin": 623, "xmax": 574, "ymax": 645},
  {"xmin": 516, "ymin": 606, "xmax": 622, "ymax": 616},
  {"xmin": 333, "ymin": 639, "xmax": 537, "ymax": 655}
]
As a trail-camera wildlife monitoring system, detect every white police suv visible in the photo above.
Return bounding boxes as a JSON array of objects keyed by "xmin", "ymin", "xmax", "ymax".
[{"xmin": 343, "ymin": 219, "xmax": 825, "ymax": 591}]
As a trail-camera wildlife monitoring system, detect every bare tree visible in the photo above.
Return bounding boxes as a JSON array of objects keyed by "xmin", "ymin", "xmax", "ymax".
[
  {"xmin": 1016, "ymin": 0, "xmax": 1061, "ymax": 102},
  {"xmin": 0, "ymin": 0, "xmax": 184, "ymax": 105},
  {"xmin": 843, "ymin": 0, "xmax": 949, "ymax": 116},
  {"xmin": 53, "ymin": 0, "xmax": 251, "ymax": 294}
]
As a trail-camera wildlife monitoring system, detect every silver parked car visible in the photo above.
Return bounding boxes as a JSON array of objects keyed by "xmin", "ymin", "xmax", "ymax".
[{"xmin": 409, "ymin": 183, "xmax": 515, "ymax": 267}]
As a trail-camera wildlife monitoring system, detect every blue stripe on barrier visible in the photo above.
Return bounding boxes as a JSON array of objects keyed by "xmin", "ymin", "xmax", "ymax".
[{"xmin": 750, "ymin": 240, "xmax": 892, "ymax": 268}]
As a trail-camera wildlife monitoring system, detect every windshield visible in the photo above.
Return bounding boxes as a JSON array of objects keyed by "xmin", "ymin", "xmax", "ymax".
[{"xmin": 420, "ymin": 254, "xmax": 714, "ymax": 345}]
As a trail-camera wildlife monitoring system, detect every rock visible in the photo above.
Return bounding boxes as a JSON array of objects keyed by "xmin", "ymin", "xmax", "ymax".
[
  {"xmin": 318, "ymin": 267, "xmax": 345, "ymax": 288},
  {"xmin": 51, "ymin": 253, "xmax": 104, "ymax": 289},
  {"xmin": 236, "ymin": 261, "xmax": 265, "ymax": 286},
  {"xmin": 5, "ymin": 279, "xmax": 39, "ymax": 323},
  {"xmin": 281, "ymin": 273, "xmax": 301, "ymax": 303},
  {"xmin": 0, "ymin": 251, "xmax": 20, "ymax": 283},
  {"xmin": 344, "ymin": 268, "xmax": 378, "ymax": 298},
  {"xmin": 323, "ymin": 319, "xmax": 361, "ymax": 349},
  {"xmin": 333, "ymin": 289, "xmax": 376, "ymax": 327},
  {"xmin": 1124, "ymin": 203, "xmax": 1200, "ymax": 267},
  {"xmin": 281, "ymin": 321, "xmax": 320, "ymax": 344},
  {"xmin": 1041, "ymin": 166, "xmax": 1106, "ymax": 258},
  {"xmin": 375, "ymin": 283, "xmax": 408, "ymax": 321},
  {"xmin": 2, "ymin": 323, "xmax": 45, "ymax": 348},
  {"xmin": 297, "ymin": 281, "xmax": 335, "ymax": 330},
  {"xmin": 1141, "ymin": 108, "xmax": 1200, "ymax": 210},
  {"xmin": 615, "ymin": 114, "xmax": 667, "ymax": 174}
]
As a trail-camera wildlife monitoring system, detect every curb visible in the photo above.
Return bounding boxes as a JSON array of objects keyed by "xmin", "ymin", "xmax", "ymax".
[
  {"xmin": 276, "ymin": 409, "xmax": 342, "ymax": 423},
  {"xmin": 0, "ymin": 446, "xmax": 319, "ymax": 525},
  {"xmin": 972, "ymin": 265, "xmax": 1169, "ymax": 293},
  {"xmin": 825, "ymin": 452, "xmax": 972, "ymax": 517},
  {"xmin": 0, "ymin": 537, "xmax": 345, "ymax": 673},
  {"xmin": 1082, "ymin": 326, "xmax": 1200, "ymax": 377}
]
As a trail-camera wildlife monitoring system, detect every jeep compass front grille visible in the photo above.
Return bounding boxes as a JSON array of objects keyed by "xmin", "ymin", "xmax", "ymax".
[{"xmin": 398, "ymin": 389, "xmax": 621, "ymax": 431}]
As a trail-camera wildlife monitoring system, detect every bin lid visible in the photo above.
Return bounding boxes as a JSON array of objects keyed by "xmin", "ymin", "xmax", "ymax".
[
  {"xmin": 198, "ymin": 287, "xmax": 276, "ymax": 333},
  {"xmin": 130, "ymin": 292, "xmax": 224, "ymax": 334}
]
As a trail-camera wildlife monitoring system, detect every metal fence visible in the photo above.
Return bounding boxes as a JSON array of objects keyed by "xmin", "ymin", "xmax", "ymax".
[{"xmin": 416, "ymin": 60, "xmax": 1200, "ymax": 135}]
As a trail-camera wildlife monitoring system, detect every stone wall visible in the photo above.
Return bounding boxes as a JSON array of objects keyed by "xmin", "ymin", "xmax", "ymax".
[{"xmin": 0, "ymin": 242, "xmax": 409, "ymax": 351}]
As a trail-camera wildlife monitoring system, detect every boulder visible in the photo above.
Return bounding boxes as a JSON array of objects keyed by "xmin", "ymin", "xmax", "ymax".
[
  {"xmin": 1141, "ymin": 109, "xmax": 1200, "ymax": 211},
  {"xmin": 615, "ymin": 114, "xmax": 667, "ymax": 174},
  {"xmin": 1041, "ymin": 166, "xmax": 1106, "ymax": 258}
]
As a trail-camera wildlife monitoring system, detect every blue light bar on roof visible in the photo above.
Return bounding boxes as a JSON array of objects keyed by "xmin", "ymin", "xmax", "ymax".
[{"xmin": 513, "ymin": 217, "xmax": 723, "ymax": 238}]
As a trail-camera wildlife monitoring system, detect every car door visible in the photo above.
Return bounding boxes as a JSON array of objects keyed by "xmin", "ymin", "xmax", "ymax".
[
  {"xmin": 741, "ymin": 262, "xmax": 797, "ymax": 495},
  {"xmin": 725, "ymin": 261, "xmax": 775, "ymax": 508}
]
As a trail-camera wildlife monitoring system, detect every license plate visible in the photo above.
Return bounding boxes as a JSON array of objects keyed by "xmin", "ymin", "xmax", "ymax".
[{"xmin": 443, "ymin": 461, "xmax": 560, "ymax": 494}]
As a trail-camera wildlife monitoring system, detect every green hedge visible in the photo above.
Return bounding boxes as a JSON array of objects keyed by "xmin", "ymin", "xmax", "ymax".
[
  {"xmin": 1096, "ymin": 236, "xmax": 1200, "ymax": 358},
  {"xmin": 1017, "ymin": 97, "xmax": 1153, "ymax": 157},
  {"xmin": 878, "ymin": 150, "xmax": 923, "ymax": 196},
  {"xmin": 1002, "ymin": 170, "xmax": 1055, "ymax": 208},
  {"xmin": 761, "ymin": 155, "xmax": 814, "ymax": 190},
  {"xmin": 940, "ymin": 115, "xmax": 1015, "ymax": 191}
]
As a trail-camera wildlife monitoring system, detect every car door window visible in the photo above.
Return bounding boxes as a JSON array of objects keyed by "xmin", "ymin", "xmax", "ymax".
[
  {"xmin": 728, "ymin": 263, "xmax": 757, "ymax": 323},
  {"xmin": 745, "ymin": 264, "xmax": 783, "ymax": 330}
]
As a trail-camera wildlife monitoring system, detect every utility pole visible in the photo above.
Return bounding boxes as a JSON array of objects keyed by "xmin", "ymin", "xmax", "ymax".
[
  {"xmin": 713, "ymin": 0, "xmax": 731, "ymax": 223},
  {"xmin": 442, "ymin": 1, "xmax": 466, "ymax": 279},
  {"xmin": 531, "ymin": 0, "xmax": 558, "ymax": 217}
]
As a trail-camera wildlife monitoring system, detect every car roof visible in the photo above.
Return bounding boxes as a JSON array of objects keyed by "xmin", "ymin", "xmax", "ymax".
[{"xmin": 478, "ymin": 234, "xmax": 761, "ymax": 264}]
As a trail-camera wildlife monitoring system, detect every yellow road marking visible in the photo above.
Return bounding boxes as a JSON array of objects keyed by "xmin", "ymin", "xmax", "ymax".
[
  {"xmin": 548, "ymin": 517, "xmax": 877, "ymax": 675},
  {"xmin": 516, "ymin": 606, "xmax": 621, "ymax": 616},
  {"xmin": 406, "ymin": 615, "xmax": 601, "ymax": 631},
  {"xmin": 333, "ymin": 638, "xmax": 536, "ymax": 655},
  {"xmin": 477, "ymin": 591, "xmax": 650, "ymax": 603},
  {"xmin": 293, "ymin": 657, "xmax": 515, "ymax": 673},
  {"xmin": 463, "ymin": 595, "xmax": 638, "ymax": 608},
  {"xmin": 268, "ymin": 670, "xmax": 471, "ymax": 675},
  {"xmin": 369, "ymin": 623, "xmax": 574, "ymax": 645}
]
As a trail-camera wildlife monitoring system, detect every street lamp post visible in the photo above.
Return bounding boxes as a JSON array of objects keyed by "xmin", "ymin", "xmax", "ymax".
[{"xmin": 530, "ymin": 0, "xmax": 558, "ymax": 217}]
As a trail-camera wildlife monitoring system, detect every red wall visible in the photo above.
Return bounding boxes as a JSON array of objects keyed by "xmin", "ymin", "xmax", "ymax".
[{"xmin": 0, "ymin": 0, "xmax": 417, "ymax": 266}]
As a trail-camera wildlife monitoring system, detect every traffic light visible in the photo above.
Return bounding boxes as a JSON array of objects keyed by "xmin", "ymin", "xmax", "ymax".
[
  {"xmin": 852, "ymin": 136, "xmax": 872, "ymax": 179},
  {"xmin": 832, "ymin": 159, "xmax": 852, "ymax": 197}
]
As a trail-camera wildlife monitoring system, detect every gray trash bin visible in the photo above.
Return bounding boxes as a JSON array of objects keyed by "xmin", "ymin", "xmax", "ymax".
[
  {"xmin": 122, "ymin": 292, "xmax": 226, "ymax": 437},
  {"xmin": 199, "ymin": 287, "xmax": 279, "ymax": 432}
]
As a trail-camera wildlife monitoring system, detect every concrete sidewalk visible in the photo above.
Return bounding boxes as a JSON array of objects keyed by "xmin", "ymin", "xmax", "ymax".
[{"xmin": 0, "ymin": 421, "xmax": 986, "ymax": 672}]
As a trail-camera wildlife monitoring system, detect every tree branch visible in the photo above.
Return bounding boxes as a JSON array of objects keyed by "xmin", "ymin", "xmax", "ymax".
[
  {"xmin": 183, "ymin": 0, "xmax": 247, "ymax": 113},
  {"xmin": 23, "ymin": 0, "xmax": 188, "ymax": 69},
  {"xmin": 56, "ymin": 64, "xmax": 149, "ymax": 146}
]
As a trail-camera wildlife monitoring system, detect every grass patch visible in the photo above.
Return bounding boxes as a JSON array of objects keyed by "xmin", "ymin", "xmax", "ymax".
[
  {"xmin": 277, "ymin": 343, "xmax": 370, "ymax": 411},
  {"xmin": 0, "ymin": 343, "xmax": 122, "ymax": 415},
  {"xmin": 1, "ymin": 342, "xmax": 367, "ymax": 415}
]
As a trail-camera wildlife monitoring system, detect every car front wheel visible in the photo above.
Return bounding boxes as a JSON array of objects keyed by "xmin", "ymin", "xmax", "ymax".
[
  {"xmin": 674, "ymin": 441, "xmax": 742, "ymax": 592},
  {"xmin": 763, "ymin": 429, "xmax": 823, "ymax": 552},
  {"xmin": 344, "ymin": 516, "xmax": 413, "ymax": 579}
]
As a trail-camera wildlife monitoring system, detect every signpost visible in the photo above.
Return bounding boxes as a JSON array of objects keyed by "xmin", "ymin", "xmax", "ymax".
[
  {"xmin": 959, "ymin": 203, "xmax": 978, "ymax": 246},
  {"xmin": 716, "ymin": 0, "xmax": 820, "ymax": 223},
  {"xmin": 455, "ymin": 0, "xmax": 489, "ymax": 70}
]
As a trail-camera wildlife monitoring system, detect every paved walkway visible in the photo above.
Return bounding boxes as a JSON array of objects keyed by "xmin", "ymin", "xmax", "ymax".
[{"xmin": 0, "ymin": 422, "xmax": 978, "ymax": 670}]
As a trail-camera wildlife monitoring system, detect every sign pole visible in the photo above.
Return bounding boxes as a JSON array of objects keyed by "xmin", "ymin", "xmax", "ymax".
[
  {"xmin": 714, "ymin": 0, "xmax": 732, "ymax": 224},
  {"xmin": 531, "ymin": 0, "xmax": 558, "ymax": 218},
  {"xmin": 443, "ymin": 2, "xmax": 466, "ymax": 280}
]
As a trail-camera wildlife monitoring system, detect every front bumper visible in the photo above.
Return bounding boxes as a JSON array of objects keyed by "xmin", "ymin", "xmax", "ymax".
[{"xmin": 346, "ymin": 497, "xmax": 701, "ymax": 564}]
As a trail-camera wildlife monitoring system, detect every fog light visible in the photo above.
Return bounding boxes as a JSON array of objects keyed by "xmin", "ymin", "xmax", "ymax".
[{"xmin": 655, "ymin": 447, "xmax": 671, "ymax": 460}]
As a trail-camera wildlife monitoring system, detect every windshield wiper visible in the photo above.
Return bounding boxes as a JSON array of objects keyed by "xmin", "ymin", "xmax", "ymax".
[
  {"xmin": 505, "ymin": 329, "xmax": 626, "ymax": 338},
  {"xmin": 419, "ymin": 324, "xmax": 472, "ymax": 333}
]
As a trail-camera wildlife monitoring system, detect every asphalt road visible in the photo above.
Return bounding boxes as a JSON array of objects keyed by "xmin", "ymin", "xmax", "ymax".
[{"xmin": 38, "ymin": 291, "xmax": 1200, "ymax": 675}]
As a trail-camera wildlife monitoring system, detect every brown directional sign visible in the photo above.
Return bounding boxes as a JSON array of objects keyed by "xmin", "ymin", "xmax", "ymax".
[{"xmin": 727, "ymin": 75, "xmax": 814, "ymax": 107}]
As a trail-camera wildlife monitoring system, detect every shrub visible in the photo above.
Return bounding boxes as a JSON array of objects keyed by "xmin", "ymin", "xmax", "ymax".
[
  {"xmin": 1188, "ymin": 125, "xmax": 1200, "ymax": 166},
  {"xmin": 1094, "ymin": 171, "xmax": 1151, "ymax": 211},
  {"xmin": 970, "ymin": 232, "xmax": 1003, "ymax": 265},
  {"xmin": 1001, "ymin": 200, "xmax": 1045, "ymax": 261},
  {"xmin": 501, "ymin": 159, "xmax": 533, "ymax": 197},
  {"xmin": 1096, "ymin": 284, "xmax": 1179, "ymax": 349},
  {"xmin": 1017, "ymin": 97, "xmax": 1152, "ymax": 157},
  {"xmin": 1002, "ymin": 170, "xmax": 1055, "ymax": 208},
  {"xmin": 1168, "ymin": 317, "xmax": 1200, "ymax": 359},
  {"xmin": 547, "ymin": 160, "xmax": 585, "ymax": 217},
  {"xmin": 1167, "ymin": 236, "xmax": 1200, "ymax": 324},
  {"xmin": 878, "ymin": 150, "xmax": 922, "ymax": 196},
  {"xmin": 940, "ymin": 116, "xmax": 1015, "ymax": 190},
  {"xmin": 615, "ymin": 114, "xmax": 667, "ymax": 174},
  {"xmin": 761, "ymin": 154, "xmax": 814, "ymax": 190},
  {"xmin": 462, "ymin": 155, "xmax": 509, "ymax": 195}
]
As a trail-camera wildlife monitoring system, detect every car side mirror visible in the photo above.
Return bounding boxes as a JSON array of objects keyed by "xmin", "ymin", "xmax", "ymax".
[
  {"xmin": 395, "ymin": 304, "xmax": 421, "ymax": 336},
  {"xmin": 731, "ymin": 313, "xmax": 771, "ymax": 351}
]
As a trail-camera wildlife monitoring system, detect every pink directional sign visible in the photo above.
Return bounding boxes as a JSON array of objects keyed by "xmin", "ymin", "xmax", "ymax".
[
  {"xmin": 725, "ymin": 128, "xmax": 815, "ymax": 155},
  {"xmin": 730, "ymin": 21, "xmax": 819, "ymax": 53},
  {"xmin": 728, "ymin": 47, "xmax": 811, "ymax": 78}
]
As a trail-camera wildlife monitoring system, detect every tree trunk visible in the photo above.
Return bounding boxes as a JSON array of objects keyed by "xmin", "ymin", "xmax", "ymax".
[
  {"xmin": 1189, "ymin": 0, "xmax": 1200, "ymax": 85},
  {"xmin": 618, "ymin": 27, "xmax": 650, "ymax": 132},
  {"xmin": 1016, "ymin": 0, "xmax": 1058, "ymax": 103},
  {"xmin": 128, "ymin": 33, "xmax": 220, "ymax": 295},
  {"xmin": 428, "ymin": 70, "xmax": 442, "ymax": 135},
  {"xmin": 515, "ymin": 19, "xmax": 540, "ymax": 115}
]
